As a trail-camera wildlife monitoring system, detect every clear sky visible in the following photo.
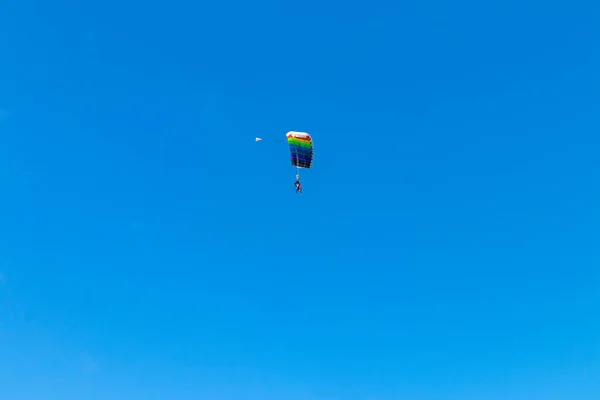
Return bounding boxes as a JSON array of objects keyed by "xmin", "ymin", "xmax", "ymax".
[{"xmin": 0, "ymin": 0, "xmax": 598, "ymax": 399}]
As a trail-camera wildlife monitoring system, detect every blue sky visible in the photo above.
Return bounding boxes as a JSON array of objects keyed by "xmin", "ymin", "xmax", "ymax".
[{"xmin": 0, "ymin": 0, "xmax": 599, "ymax": 399}]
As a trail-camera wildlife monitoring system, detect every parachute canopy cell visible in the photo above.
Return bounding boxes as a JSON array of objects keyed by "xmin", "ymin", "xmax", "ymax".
[{"xmin": 286, "ymin": 131, "xmax": 313, "ymax": 169}]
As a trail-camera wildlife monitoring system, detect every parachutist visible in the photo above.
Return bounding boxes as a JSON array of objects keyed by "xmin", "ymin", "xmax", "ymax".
[{"xmin": 295, "ymin": 180, "xmax": 303, "ymax": 194}]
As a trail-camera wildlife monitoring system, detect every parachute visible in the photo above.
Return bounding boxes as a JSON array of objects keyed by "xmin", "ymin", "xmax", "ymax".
[{"xmin": 286, "ymin": 131, "xmax": 314, "ymax": 170}]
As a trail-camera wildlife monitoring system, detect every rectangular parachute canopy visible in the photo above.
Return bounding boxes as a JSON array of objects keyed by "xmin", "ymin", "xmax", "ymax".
[{"xmin": 286, "ymin": 131, "xmax": 313, "ymax": 169}]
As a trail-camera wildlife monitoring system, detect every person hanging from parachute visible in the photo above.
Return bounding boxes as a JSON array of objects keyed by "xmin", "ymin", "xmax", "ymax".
[{"xmin": 294, "ymin": 174, "xmax": 303, "ymax": 194}]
